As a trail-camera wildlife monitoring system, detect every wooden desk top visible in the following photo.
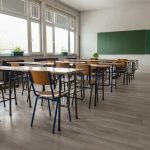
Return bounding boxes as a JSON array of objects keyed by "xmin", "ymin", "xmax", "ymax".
[
  {"xmin": 98, "ymin": 62, "xmax": 124, "ymax": 66},
  {"xmin": 8, "ymin": 61, "xmax": 86, "ymax": 67},
  {"xmin": 0, "ymin": 66, "xmax": 81, "ymax": 75},
  {"xmin": 90, "ymin": 64, "xmax": 110, "ymax": 69},
  {"xmin": 8, "ymin": 61, "xmax": 55, "ymax": 66}
]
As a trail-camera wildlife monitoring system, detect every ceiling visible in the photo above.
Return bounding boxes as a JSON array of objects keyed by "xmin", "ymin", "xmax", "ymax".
[{"xmin": 58, "ymin": 0, "xmax": 150, "ymax": 11}]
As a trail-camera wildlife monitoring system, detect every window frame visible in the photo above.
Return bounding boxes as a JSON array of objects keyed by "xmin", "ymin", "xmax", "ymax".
[
  {"xmin": 0, "ymin": 0, "xmax": 77, "ymax": 56},
  {"xmin": 45, "ymin": 6, "xmax": 76, "ymax": 55},
  {"xmin": 29, "ymin": 0, "xmax": 41, "ymax": 55},
  {"xmin": 46, "ymin": 25, "xmax": 54, "ymax": 54}
]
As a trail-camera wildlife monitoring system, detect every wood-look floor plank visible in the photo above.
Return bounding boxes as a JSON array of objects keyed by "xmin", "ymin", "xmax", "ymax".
[{"xmin": 0, "ymin": 73, "xmax": 150, "ymax": 150}]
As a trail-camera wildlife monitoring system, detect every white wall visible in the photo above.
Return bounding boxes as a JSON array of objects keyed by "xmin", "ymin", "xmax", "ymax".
[{"xmin": 80, "ymin": 2, "xmax": 150, "ymax": 73}]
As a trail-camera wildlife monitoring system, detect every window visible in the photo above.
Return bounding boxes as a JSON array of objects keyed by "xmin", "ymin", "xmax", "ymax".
[
  {"xmin": 31, "ymin": 22, "xmax": 40, "ymax": 52},
  {"xmin": 70, "ymin": 18, "xmax": 75, "ymax": 30},
  {"xmin": 0, "ymin": 13, "xmax": 28, "ymax": 53},
  {"xmin": 45, "ymin": 7, "xmax": 76, "ymax": 54},
  {"xmin": 55, "ymin": 27, "xmax": 68, "ymax": 54},
  {"xmin": 30, "ymin": 1, "xmax": 41, "ymax": 53},
  {"xmin": 70, "ymin": 31, "xmax": 75, "ymax": 54},
  {"xmin": 0, "ymin": 1, "xmax": 76, "ymax": 55},
  {"xmin": 1, "ymin": 0, "xmax": 26, "ymax": 16},
  {"xmin": 46, "ymin": 26, "xmax": 53, "ymax": 53},
  {"xmin": 30, "ymin": 2, "xmax": 40, "ymax": 20},
  {"xmin": 55, "ymin": 13, "xmax": 69, "ymax": 29},
  {"xmin": 45, "ymin": 9, "xmax": 54, "ymax": 24}
]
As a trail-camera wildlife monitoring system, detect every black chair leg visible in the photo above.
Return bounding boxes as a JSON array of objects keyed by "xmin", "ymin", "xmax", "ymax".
[
  {"xmin": 94, "ymin": 84, "xmax": 97, "ymax": 106},
  {"xmin": 89, "ymin": 85, "xmax": 93, "ymax": 109},
  {"xmin": 31, "ymin": 97, "xmax": 38, "ymax": 127},
  {"xmin": 71, "ymin": 91, "xmax": 75, "ymax": 106},
  {"xmin": 1, "ymin": 88, "xmax": 6, "ymax": 107},
  {"xmin": 41, "ymin": 85, "xmax": 45, "ymax": 106},
  {"xmin": 67, "ymin": 97, "xmax": 71, "ymax": 122},
  {"xmin": 52, "ymin": 100, "xmax": 59, "ymax": 134},
  {"xmin": 48, "ymin": 99, "xmax": 51, "ymax": 117},
  {"xmin": 13, "ymin": 78, "xmax": 17, "ymax": 105},
  {"xmin": 21, "ymin": 75, "xmax": 26, "ymax": 96}
]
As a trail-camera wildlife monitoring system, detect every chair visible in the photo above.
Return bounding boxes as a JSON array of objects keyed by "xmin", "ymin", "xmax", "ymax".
[
  {"xmin": 29, "ymin": 71, "xmax": 71, "ymax": 134},
  {"xmin": 55, "ymin": 62, "xmax": 72, "ymax": 90},
  {"xmin": 86, "ymin": 61, "xmax": 98, "ymax": 79},
  {"xmin": 113, "ymin": 59, "xmax": 128, "ymax": 84},
  {"xmin": 55, "ymin": 62, "xmax": 70, "ymax": 68},
  {"xmin": 75, "ymin": 64, "xmax": 96, "ymax": 109}
]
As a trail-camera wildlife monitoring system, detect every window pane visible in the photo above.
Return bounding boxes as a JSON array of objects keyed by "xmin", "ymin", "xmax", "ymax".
[
  {"xmin": 45, "ymin": 9, "xmax": 54, "ymax": 24},
  {"xmin": 31, "ymin": 22, "xmax": 40, "ymax": 52},
  {"xmin": 0, "ymin": 13, "xmax": 28, "ymax": 54},
  {"xmin": 70, "ymin": 18, "xmax": 75, "ymax": 30},
  {"xmin": 30, "ymin": 2, "xmax": 40, "ymax": 20},
  {"xmin": 55, "ymin": 27, "xmax": 68, "ymax": 54},
  {"xmin": 70, "ymin": 31, "xmax": 75, "ymax": 53},
  {"xmin": 2, "ymin": 0, "xmax": 26, "ymax": 16},
  {"xmin": 46, "ymin": 25, "xmax": 53, "ymax": 53},
  {"xmin": 55, "ymin": 13, "xmax": 69, "ymax": 29}
]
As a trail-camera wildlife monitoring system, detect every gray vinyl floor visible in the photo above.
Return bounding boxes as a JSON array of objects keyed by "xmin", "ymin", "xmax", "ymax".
[{"xmin": 0, "ymin": 73, "xmax": 150, "ymax": 150}]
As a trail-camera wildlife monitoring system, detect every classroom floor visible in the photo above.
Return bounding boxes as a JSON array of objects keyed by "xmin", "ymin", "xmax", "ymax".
[{"xmin": 0, "ymin": 73, "xmax": 150, "ymax": 150}]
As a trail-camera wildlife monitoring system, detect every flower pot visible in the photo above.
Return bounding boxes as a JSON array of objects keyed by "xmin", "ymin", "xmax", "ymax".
[
  {"xmin": 11, "ymin": 51, "xmax": 24, "ymax": 56},
  {"xmin": 61, "ymin": 52, "xmax": 68, "ymax": 56}
]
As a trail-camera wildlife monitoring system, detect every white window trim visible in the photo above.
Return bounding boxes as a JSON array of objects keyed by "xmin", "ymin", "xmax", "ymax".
[{"xmin": 30, "ymin": 1, "xmax": 40, "ymax": 20}]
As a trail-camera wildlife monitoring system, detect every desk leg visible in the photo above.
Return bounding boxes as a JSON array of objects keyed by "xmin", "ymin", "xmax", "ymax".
[
  {"xmin": 67, "ymin": 74, "xmax": 71, "ymax": 122},
  {"xmin": 102, "ymin": 69, "xmax": 104, "ymax": 100},
  {"xmin": 108, "ymin": 67, "xmax": 111, "ymax": 85},
  {"xmin": 58, "ymin": 74, "xmax": 62, "ymax": 131},
  {"xmin": 26, "ymin": 72, "xmax": 31, "ymax": 108},
  {"xmin": 74, "ymin": 73, "xmax": 78, "ymax": 119},
  {"xmin": 111, "ymin": 66, "xmax": 113, "ymax": 92},
  {"xmin": 9, "ymin": 71, "xmax": 12, "ymax": 116},
  {"xmin": 94, "ymin": 70, "xmax": 97, "ymax": 106}
]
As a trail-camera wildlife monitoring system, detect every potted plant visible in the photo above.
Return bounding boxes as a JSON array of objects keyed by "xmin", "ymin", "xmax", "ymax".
[
  {"xmin": 61, "ymin": 48, "xmax": 68, "ymax": 56},
  {"xmin": 12, "ymin": 47, "xmax": 24, "ymax": 56},
  {"xmin": 92, "ymin": 52, "xmax": 99, "ymax": 60}
]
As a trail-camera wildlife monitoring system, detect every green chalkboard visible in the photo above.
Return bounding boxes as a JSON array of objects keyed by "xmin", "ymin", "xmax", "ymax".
[
  {"xmin": 145, "ymin": 30, "xmax": 150, "ymax": 54},
  {"xmin": 97, "ymin": 30, "xmax": 150, "ymax": 54}
]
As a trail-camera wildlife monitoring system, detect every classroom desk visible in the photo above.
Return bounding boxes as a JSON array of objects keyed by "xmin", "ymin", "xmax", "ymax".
[
  {"xmin": 8, "ymin": 61, "xmax": 55, "ymax": 66},
  {"xmin": 8, "ymin": 61, "xmax": 86, "ymax": 68},
  {"xmin": 90, "ymin": 64, "xmax": 110, "ymax": 102},
  {"xmin": 98, "ymin": 62, "xmax": 127, "ymax": 91},
  {"xmin": 0, "ymin": 66, "xmax": 81, "ymax": 124}
]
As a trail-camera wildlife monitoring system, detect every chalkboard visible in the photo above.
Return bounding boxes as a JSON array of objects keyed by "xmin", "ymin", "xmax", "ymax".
[{"xmin": 97, "ymin": 30, "xmax": 150, "ymax": 54}]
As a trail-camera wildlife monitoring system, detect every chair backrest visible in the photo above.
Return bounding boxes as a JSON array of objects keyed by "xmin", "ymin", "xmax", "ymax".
[
  {"xmin": 11, "ymin": 63, "xmax": 20, "ymax": 67},
  {"xmin": 30, "ymin": 71, "xmax": 50, "ymax": 85},
  {"xmin": 75, "ymin": 64, "xmax": 90, "ymax": 76},
  {"xmin": 30, "ymin": 71, "xmax": 56, "ymax": 98},
  {"xmin": 114, "ymin": 59, "xmax": 128, "ymax": 69},
  {"xmin": 55, "ymin": 62, "xmax": 70, "ymax": 68}
]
